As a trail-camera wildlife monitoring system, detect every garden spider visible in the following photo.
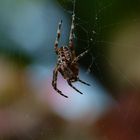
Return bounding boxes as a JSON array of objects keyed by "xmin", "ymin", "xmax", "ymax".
[{"xmin": 52, "ymin": 12, "xmax": 90, "ymax": 98}]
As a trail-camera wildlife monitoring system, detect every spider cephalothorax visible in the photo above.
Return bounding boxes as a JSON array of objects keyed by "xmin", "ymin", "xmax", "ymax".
[{"xmin": 52, "ymin": 13, "xmax": 90, "ymax": 98}]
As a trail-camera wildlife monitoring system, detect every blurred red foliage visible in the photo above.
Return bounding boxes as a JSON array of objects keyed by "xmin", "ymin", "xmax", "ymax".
[{"xmin": 94, "ymin": 90, "xmax": 140, "ymax": 140}]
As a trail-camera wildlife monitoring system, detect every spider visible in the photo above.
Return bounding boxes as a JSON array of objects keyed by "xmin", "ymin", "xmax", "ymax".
[{"xmin": 52, "ymin": 12, "xmax": 90, "ymax": 98}]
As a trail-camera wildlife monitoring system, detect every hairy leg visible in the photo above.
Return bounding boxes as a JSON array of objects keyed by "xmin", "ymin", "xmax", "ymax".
[
  {"xmin": 54, "ymin": 20, "xmax": 62, "ymax": 54},
  {"xmin": 78, "ymin": 78, "xmax": 90, "ymax": 86},
  {"xmin": 67, "ymin": 80, "xmax": 83, "ymax": 94},
  {"xmin": 52, "ymin": 67, "xmax": 68, "ymax": 98}
]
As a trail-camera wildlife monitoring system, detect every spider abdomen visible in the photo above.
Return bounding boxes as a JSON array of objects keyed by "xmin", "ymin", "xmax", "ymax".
[{"xmin": 57, "ymin": 46, "xmax": 72, "ymax": 65}]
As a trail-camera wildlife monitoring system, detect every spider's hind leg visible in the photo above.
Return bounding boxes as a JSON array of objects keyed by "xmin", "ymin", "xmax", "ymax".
[
  {"xmin": 54, "ymin": 20, "xmax": 62, "ymax": 54},
  {"xmin": 72, "ymin": 50, "xmax": 89, "ymax": 64}
]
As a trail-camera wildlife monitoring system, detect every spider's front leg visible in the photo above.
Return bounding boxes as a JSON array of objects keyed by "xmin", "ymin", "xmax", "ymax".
[
  {"xmin": 67, "ymin": 80, "xmax": 83, "ymax": 95},
  {"xmin": 77, "ymin": 78, "xmax": 90, "ymax": 86},
  {"xmin": 52, "ymin": 67, "xmax": 68, "ymax": 98}
]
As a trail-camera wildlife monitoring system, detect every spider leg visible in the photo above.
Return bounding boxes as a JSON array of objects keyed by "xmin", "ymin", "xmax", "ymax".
[
  {"xmin": 52, "ymin": 67, "xmax": 68, "ymax": 98},
  {"xmin": 67, "ymin": 80, "xmax": 83, "ymax": 95},
  {"xmin": 54, "ymin": 20, "xmax": 62, "ymax": 54},
  {"xmin": 72, "ymin": 50, "xmax": 88, "ymax": 64},
  {"xmin": 77, "ymin": 78, "xmax": 90, "ymax": 86},
  {"xmin": 69, "ymin": 13, "xmax": 76, "ymax": 57}
]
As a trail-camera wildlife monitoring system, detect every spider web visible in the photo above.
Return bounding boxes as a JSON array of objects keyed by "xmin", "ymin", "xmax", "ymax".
[{"xmin": 57, "ymin": 0, "xmax": 140, "ymax": 93}]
